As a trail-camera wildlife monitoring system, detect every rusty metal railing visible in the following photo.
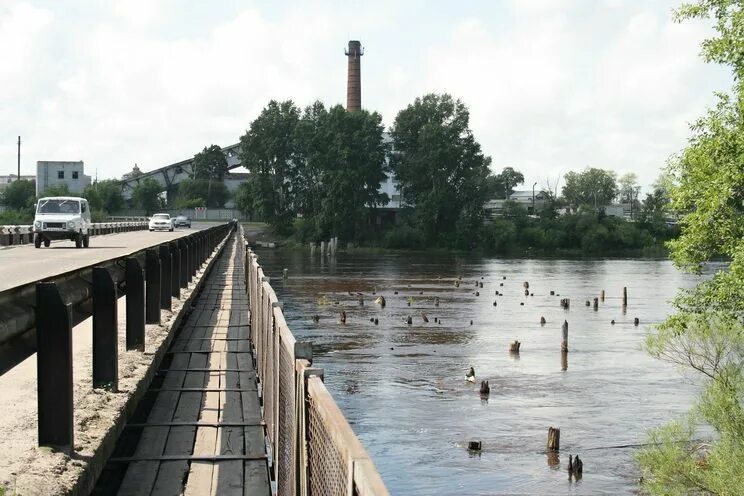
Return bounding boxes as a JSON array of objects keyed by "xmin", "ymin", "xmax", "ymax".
[{"xmin": 242, "ymin": 230, "xmax": 388, "ymax": 496}]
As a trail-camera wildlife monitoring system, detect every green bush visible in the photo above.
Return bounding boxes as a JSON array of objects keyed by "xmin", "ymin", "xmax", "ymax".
[{"xmin": 382, "ymin": 223, "xmax": 424, "ymax": 249}]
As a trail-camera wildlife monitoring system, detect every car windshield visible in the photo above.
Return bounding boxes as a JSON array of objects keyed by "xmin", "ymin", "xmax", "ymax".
[
  {"xmin": 153, "ymin": 214, "xmax": 169, "ymax": 219},
  {"xmin": 37, "ymin": 199, "xmax": 80, "ymax": 214}
]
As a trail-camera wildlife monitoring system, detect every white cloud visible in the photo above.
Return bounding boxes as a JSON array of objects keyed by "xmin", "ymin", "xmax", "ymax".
[{"xmin": 0, "ymin": 0, "xmax": 733, "ymax": 197}]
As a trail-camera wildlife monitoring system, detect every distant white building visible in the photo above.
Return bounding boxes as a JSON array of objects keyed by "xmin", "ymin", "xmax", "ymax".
[
  {"xmin": 0, "ymin": 174, "xmax": 35, "ymax": 193},
  {"xmin": 485, "ymin": 190, "xmax": 548, "ymax": 217},
  {"xmin": 36, "ymin": 161, "xmax": 92, "ymax": 196}
]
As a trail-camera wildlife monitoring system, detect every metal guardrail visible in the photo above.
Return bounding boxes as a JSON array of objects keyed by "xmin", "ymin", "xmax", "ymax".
[
  {"xmin": 0, "ymin": 223, "xmax": 233, "ymax": 348},
  {"xmin": 0, "ymin": 221, "xmax": 149, "ymax": 246},
  {"xmin": 242, "ymin": 228, "xmax": 389, "ymax": 496}
]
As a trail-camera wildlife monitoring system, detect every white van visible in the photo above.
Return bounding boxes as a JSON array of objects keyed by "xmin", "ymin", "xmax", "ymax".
[{"xmin": 33, "ymin": 196, "xmax": 92, "ymax": 248}]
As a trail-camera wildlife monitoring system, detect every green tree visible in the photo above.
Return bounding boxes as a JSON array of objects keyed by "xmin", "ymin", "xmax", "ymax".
[
  {"xmin": 561, "ymin": 167, "xmax": 618, "ymax": 208},
  {"xmin": 233, "ymin": 181, "xmax": 254, "ymax": 216},
  {"xmin": 490, "ymin": 167, "xmax": 525, "ymax": 199},
  {"xmin": 175, "ymin": 178, "xmax": 229, "ymax": 208},
  {"xmin": 96, "ymin": 180, "xmax": 125, "ymax": 213},
  {"xmin": 239, "ymin": 100, "xmax": 300, "ymax": 232},
  {"xmin": 638, "ymin": 1, "xmax": 744, "ymax": 493},
  {"xmin": 82, "ymin": 183, "xmax": 104, "ymax": 212},
  {"xmin": 41, "ymin": 184, "xmax": 71, "ymax": 197},
  {"xmin": 1, "ymin": 179, "xmax": 36, "ymax": 210},
  {"xmin": 391, "ymin": 93, "xmax": 492, "ymax": 246},
  {"xmin": 192, "ymin": 144, "xmax": 229, "ymax": 181},
  {"xmin": 131, "ymin": 178, "xmax": 163, "ymax": 214}
]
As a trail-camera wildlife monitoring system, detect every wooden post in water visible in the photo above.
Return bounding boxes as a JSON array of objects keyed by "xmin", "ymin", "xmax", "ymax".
[
  {"xmin": 547, "ymin": 427, "xmax": 560, "ymax": 451},
  {"xmin": 282, "ymin": 268, "xmax": 288, "ymax": 279},
  {"xmin": 622, "ymin": 286, "xmax": 628, "ymax": 307},
  {"xmin": 593, "ymin": 297, "xmax": 599, "ymax": 311},
  {"xmin": 561, "ymin": 350, "xmax": 568, "ymax": 371},
  {"xmin": 561, "ymin": 320, "xmax": 568, "ymax": 352},
  {"xmin": 600, "ymin": 289, "xmax": 605, "ymax": 301}
]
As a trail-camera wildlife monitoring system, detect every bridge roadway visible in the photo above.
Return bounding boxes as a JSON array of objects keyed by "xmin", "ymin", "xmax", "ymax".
[{"xmin": 0, "ymin": 223, "xmax": 220, "ymax": 293}]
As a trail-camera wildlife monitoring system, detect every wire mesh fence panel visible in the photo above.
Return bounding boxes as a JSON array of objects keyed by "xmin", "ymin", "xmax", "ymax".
[
  {"xmin": 277, "ymin": 322, "xmax": 297, "ymax": 496},
  {"xmin": 307, "ymin": 376, "xmax": 349, "ymax": 496}
]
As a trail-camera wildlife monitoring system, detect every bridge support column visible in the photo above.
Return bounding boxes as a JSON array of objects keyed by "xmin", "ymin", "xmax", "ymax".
[
  {"xmin": 36, "ymin": 282, "xmax": 74, "ymax": 454},
  {"xmin": 93, "ymin": 267, "xmax": 118, "ymax": 390},
  {"xmin": 126, "ymin": 257, "xmax": 145, "ymax": 351},
  {"xmin": 145, "ymin": 249, "xmax": 161, "ymax": 325},
  {"xmin": 159, "ymin": 245, "xmax": 172, "ymax": 311}
]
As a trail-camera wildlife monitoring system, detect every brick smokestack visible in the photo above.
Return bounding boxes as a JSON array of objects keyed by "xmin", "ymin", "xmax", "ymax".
[{"xmin": 345, "ymin": 40, "xmax": 363, "ymax": 111}]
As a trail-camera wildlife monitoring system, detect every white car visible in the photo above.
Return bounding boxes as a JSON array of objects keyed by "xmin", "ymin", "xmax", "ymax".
[
  {"xmin": 149, "ymin": 213, "xmax": 174, "ymax": 232},
  {"xmin": 33, "ymin": 196, "xmax": 92, "ymax": 248}
]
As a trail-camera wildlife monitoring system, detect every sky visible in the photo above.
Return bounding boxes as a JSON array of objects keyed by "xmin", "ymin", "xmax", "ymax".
[{"xmin": 0, "ymin": 0, "xmax": 734, "ymax": 195}]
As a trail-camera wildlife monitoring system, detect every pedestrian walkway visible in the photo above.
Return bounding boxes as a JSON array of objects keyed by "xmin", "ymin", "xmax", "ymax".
[{"xmin": 114, "ymin": 235, "xmax": 270, "ymax": 495}]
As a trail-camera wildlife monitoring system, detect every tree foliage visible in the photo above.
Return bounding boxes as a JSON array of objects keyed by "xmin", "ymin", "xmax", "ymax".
[
  {"xmin": 1, "ymin": 179, "xmax": 36, "ymax": 210},
  {"xmin": 561, "ymin": 167, "xmax": 618, "ymax": 208},
  {"xmin": 175, "ymin": 178, "xmax": 229, "ymax": 208},
  {"xmin": 391, "ymin": 93, "xmax": 492, "ymax": 247},
  {"xmin": 192, "ymin": 144, "xmax": 229, "ymax": 181},
  {"xmin": 239, "ymin": 100, "xmax": 300, "ymax": 231},
  {"xmin": 295, "ymin": 103, "xmax": 388, "ymax": 241},
  {"xmin": 489, "ymin": 167, "xmax": 525, "ymax": 199},
  {"xmin": 639, "ymin": 1, "xmax": 744, "ymax": 493},
  {"xmin": 131, "ymin": 178, "xmax": 163, "ymax": 214},
  {"xmin": 96, "ymin": 180, "xmax": 125, "ymax": 213},
  {"xmin": 41, "ymin": 183, "xmax": 71, "ymax": 197}
]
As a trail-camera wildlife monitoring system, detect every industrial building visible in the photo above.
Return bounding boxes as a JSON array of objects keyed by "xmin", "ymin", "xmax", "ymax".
[{"xmin": 36, "ymin": 161, "xmax": 91, "ymax": 196}]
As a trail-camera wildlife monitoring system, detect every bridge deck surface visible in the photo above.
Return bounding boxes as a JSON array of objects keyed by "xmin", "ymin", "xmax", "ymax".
[
  {"xmin": 115, "ymin": 235, "xmax": 270, "ymax": 495},
  {"xmin": 0, "ymin": 223, "xmax": 219, "ymax": 292}
]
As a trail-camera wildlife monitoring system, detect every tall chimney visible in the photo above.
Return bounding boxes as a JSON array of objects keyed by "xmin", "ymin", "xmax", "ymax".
[{"xmin": 345, "ymin": 40, "xmax": 363, "ymax": 111}]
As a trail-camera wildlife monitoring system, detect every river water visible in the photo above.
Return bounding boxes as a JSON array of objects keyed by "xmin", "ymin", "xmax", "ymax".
[{"xmin": 254, "ymin": 249, "xmax": 706, "ymax": 495}]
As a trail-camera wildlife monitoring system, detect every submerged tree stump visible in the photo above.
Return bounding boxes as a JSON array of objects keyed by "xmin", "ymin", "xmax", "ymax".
[
  {"xmin": 547, "ymin": 427, "xmax": 560, "ymax": 451},
  {"xmin": 561, "ymin": 320, "xmax": 569, "ymax": 352}
]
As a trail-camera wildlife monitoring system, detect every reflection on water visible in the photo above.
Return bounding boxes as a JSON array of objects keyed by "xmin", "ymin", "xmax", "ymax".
[{"xmin": 256, "ymin": 250, "xmax": 707, "ymax": 495}]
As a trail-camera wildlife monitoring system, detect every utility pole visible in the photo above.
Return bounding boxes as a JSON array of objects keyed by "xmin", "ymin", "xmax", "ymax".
[{"xmin": 17, "ymin": 136, "xmax": 21, "ymax": 181}]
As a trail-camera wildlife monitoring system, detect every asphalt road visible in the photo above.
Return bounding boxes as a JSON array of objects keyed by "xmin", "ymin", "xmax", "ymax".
[{"xmin": 0, "ymin": 222, "xmax": 225, "ymax": 293}]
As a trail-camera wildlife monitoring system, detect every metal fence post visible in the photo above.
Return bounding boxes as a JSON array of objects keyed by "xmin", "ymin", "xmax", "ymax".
[
  {"xmin": 169, "ymin": 242, "xmax": 181, "ymax": 298},
  {"xmin": 126, "ymin": 257, "xmax": 145, "ymax": 351},
  {"xmin": 159, "ymin": 244, "xmax": 172, "ymax": 311},
  {"xmin": 145, "ymin": 248, "xmax": 161, "ymax": 324},
  {"xmin": 36, "ymin": 282, "xmax": 74, "ymax": 454},
  {"xmin": 92, "ymin": 267, "xmax": 118, "ymax": 390}
]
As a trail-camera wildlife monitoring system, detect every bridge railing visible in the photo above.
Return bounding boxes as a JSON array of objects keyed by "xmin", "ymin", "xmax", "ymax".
[
  {"xmin": 242, "ymin": 230, "xmax": 388, "ymax": 496},
  {"xmin": 0, "ymin": 221, "xmax": 149, "ymax": 246}
]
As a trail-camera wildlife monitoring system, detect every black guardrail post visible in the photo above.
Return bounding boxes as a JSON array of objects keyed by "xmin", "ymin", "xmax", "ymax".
[
  {"xmin": 178, "ymin": 239, "xmax": 189, "ymax": 288},
  {"xmin": 92, "ymin": 267, "xmax": 118, "ymax": 390},
  {"xmin": 36, "ymin": 282, "xmax": 74, "ymax": 454},
  {"xmin": 125, "ymin": 257, "xmax": 145, "ymax": 351},
  {"xmin": 145, "ymin": 248, "xmax": 161, "ymax": 325},
  {"xmin": 159, "ymin": 245, "xmax": 172, "ymax": 311},
  {"xmin": 189, "ymin": 236, "xmax": 199, "ymax": 279},
  {"xmin": 169, "ymin": 241, "xmax": 181, "ymax": 299}
]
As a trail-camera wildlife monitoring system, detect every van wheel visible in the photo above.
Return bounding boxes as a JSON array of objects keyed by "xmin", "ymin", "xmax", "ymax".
[
  {"xmin": 43, "ymin": 238, "xmax": 50, "ymax": 247},
  {"xmin": 34, "ymin": 234, "xmax": 41, "ymax": 248},
  {"xmin": 75, "ymin": 233, "xmax": 83, "ymax": 248},
  {"xmin": 83, "ymin": 234, "xmax": 90, "ymax": 248}
]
